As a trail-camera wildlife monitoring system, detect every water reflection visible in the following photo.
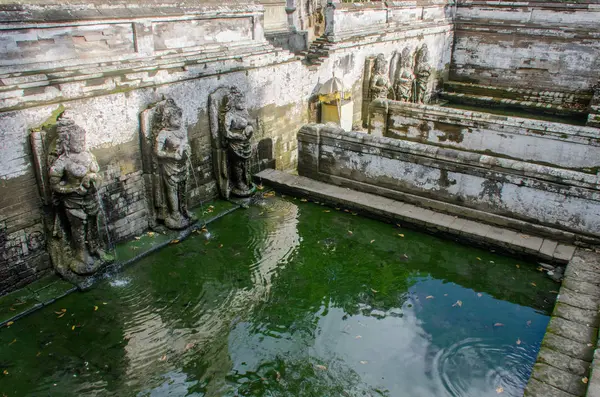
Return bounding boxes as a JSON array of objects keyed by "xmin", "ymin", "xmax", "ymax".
[{"xmin": 0, "ymin": 197, "xmax": 556, "ymax": 397}]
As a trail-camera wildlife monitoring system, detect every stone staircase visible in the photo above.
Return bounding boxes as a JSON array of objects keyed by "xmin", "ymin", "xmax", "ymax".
[{"xmin": 303, "ymin": 35, "xmax": 334, "ymax": 68}]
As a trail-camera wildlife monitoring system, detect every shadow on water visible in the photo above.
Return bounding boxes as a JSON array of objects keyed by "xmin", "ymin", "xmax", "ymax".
[{"xmin": 0, "ymin": 195, "xmax": 557, "ymax": 397}]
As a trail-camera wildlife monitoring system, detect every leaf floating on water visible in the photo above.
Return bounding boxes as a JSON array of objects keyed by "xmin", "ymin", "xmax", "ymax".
[
  {"xmin": 489, "ymin": 261, "xmax": 495, "ymax": 264},
  {"xmin": 103, "ymin": 302, "xmax": 108, "ymax": 305},
  {"xmin": 530, "ymin": 282, "xmax": 537, "ymax": 287},
  {"xmin": 185, "ymin": 342, "xmax": 195, "ymax": 351},
  {"xmin": 371, "ymin": 288, "xmax": 378, "ymax": 293},
  {"xmin": 452, "ymin": 300, "xmax": 462, "ymax": 307},
  {"xmin": 94, "ymin": 306, "xmax": 98, "ymax": 311},
  {"xmin": 398, "ymin": 234, "xmax": 405, "ymax": 238},
  {"xmin": 426, "ymin": 296, "xmax": 434, "ymax": 300},
  {"xmin": 9, "ymin": 307, "xmax": 15, "ymax": 311},
  {"xmin": 276, "ymin": 371, "xmax": 281, "ymax": 381},
  {"xmin": 526, "ymin": 320, "xmax": 532, "ymax": 326},
  {"xmin": 583, "ymin": 377, "xmax": 589, "ymax": 384},
  {"xmin": 257, "ymin": 184, "xmax": 264, "ymax": 191},
  {"xmin": 6, "ymin": 321, "xmax": 14, "ymax": 327},
  {"xmin": 352, "ymin": 212, "xmax": 358, "ymax": 216},
  {"xmin": 323, "ymin": 210, "xmax": 330, "ymax": 213},
  {"xmin": 170, "ymin": 239, "xmax": 180, "ymax": 244},
  {"xmin": 496, "ymin": 386, "xmax": 504, "ymax": 394},
  {"xmin": 550, "ymin": 290, "xmax": 559, "ymax": 294},
  {"xmin": 360, "ymin": 361, "xmax": 368, "ymax": 365},
  {"xmin": 355, "ymin": 335, "xmax": 362, "ymax": 339},
  {"xmin": 477, "ymin": 293, "xmax": 483, "ymax": 297},
  {"xmin": 348, "ymin": 231, "xmax": 353, "ymax": 235},
  {"xmin": 57, "ymin": 313, "xmax": 65, "ymax": 318},
  {"xmin": 9, "ymin": 339, "xmax": 16, "ymax": 345},
  {"xmin": 300, "ymin": 198, "xmax": 308, "ymax": 202},
  {"xmin": 476, "ymin": 257, "xmax": 481, "ymax": 261},
  {"xmin": 370, "ymin": 240, "xmax": 375, "ymax": 244},
  {"xmin": 444, "ymin": 294, "xmax": 448, "ymax": 296},
  {"xmin": 147, "ymin": 232, "xmax": 155, "ymax": 237},
  {"xmin": 3, "ymin": 370, "xmax": 8, "ymax": 375},
  {"xmin": 71, "ymin": 326, "xmax": 75, "ymax": 331},
  {"xmin": 159, "ymin": 355, "xmax": 167, "ymax": 362},
  {"xmin": 516, "ymin": 338, "xmax": 521, "ymax": 345},
  {"xmin": 134, "ymin": 236, "xmax": 141, "ymax": 240},
  {"xmin": 219, "ymin": 244, "xmax": 223, "ymax": 248},
  {"xmin": 516, "ymin": 264, "xmax": 520, "ymax": 268},
  {"xmin": 315, "ymin": 364, "xmax": 327, "ymax": 371},
  {"xmin": 494, "ymin": 323, "xmax": 504, "ymax": 327}
]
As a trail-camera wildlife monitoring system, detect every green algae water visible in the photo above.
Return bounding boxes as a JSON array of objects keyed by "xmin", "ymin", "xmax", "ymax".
[{"xmin": 0, "ymin": 195, "xmax": 557, "ymax": 397}]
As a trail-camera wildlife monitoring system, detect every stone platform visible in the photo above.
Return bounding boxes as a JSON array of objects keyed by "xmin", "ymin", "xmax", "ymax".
[{"xmin": 255, "ymin": 169, "xmax": 600, "ymax": 397}]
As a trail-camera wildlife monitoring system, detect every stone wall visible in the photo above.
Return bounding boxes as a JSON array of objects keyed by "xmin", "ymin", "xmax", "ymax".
[
  {"xmin": 298, "ymin": 123, "xmax": 600, "ymax": 240},
  {"xmin": 369, "ymin": 100, "xmax": 600, "ymax": 170},
  {"xmin": 0, "ymin": 0, "xmax": 454, "ymax": 295},
  {"xmin": 451, "ymin": 0, "xmax": 600, "ymax": 93}
]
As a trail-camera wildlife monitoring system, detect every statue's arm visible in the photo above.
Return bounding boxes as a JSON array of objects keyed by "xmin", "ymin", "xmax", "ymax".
[
  {"xmin": 49, "ymin": 159, "xmax": 77, "ymax": 194},
  {"xmin": 87, "ymin": 154, "xmax": 102, "ymax": 188},
  {"xmin": 154, "ymin": 130, "xmax": 177, "ymax": 160},
  {"xmin": 224, "ymin": 113, "xmax": 245, "ymax": 140}
]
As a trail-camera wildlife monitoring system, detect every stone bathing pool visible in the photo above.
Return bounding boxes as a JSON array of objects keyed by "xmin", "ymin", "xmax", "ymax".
[{"xmin": 0, "ymin": 195, "xmax": 558, "ymax": 397}]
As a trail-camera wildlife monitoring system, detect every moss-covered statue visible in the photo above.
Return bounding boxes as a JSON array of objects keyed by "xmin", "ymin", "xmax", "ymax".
[
  {"xmin": 369, "ymin": 54, "xmax": 392, "ymax": 100},
  {"xmin": 413, "ymin": 44, "xmax": 431, "ymax": 104},
  {"xmin": 150, "ymin": 98, "xmax": 195, "ymax": 230},
  {"xmin": 44, "ymin": 113, "xmax": 113, "ymax": 277},
  {"xmin": 209, "ymin": 86, "xmax": 256, "ymax": 199},
  {"xmin": 393, "ymin": 47, "xmax": 415, "ymax": 102}
]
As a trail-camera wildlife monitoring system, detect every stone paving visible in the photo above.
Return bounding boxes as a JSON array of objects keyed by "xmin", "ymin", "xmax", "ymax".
[{"xmin": 255, "ymin": 169, "xmax": 600, "ymax": 397}]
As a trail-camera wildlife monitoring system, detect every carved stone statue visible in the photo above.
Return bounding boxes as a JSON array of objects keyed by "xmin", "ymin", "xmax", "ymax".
[
  {"xmin": 393, "ymin": 47, "xmax": 415, "ymax": 102},
  {"xmin": 370, "ymin": 54, "xmax": 393, "ymax": 100},
  {"xmin": 31, "ymin": 112, "xmax": 114, "ymax": 279},
  {"xmin": 143, "ymin": 98, "xmax": 195, "ymax": 230},
  {"xmin": 209, "ymin": 86, "xmax": 256, "ymax": 199},
  {"xmin": 413, "ymin": 44, "xmax": 432, "ymax": 104}
]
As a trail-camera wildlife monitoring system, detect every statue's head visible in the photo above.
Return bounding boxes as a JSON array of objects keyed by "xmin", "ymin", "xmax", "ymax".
[
  {"xmin": 416, "ymin": 44, "xmax": 429, "ymax": 64},
  {"xmin": 229, "ymin": 87, "xmax": 246, "ymax": 111},
  {"xmin": 161, "ymin": 98, "xmax": 183, "ymax": 129},
  {"xmin": 374, "ymin": 54, "xmax": 387, "ymax": 74},
  {"xmin": 401, "ymin": 47, "xmax": 412, "ymax": 66},
  {"xmin": 56, "ymin": 112, "xmax": 86, "ymax": 155}
]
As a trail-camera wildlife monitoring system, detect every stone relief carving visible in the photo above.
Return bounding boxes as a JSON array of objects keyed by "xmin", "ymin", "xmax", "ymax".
[
  {"xmin": 389, "ymin": 44, "xmax": 432, "ymax": 104},
  {"xmin": 413, "ymin": 44, "xmax": 432, "ymax": 104},
  {"xmin": 30, "ymin": 111, "xmax": 114, "ymax": 282},
  {"xmin": 369, "ymin": 54, "xmax": 393, "ymax": 101},
  {"xmin": 141, "ymin": 98, "xmax": 195, "ymax": 230},
  {"xmin": 209, "ymin": 86, "xmax": 256, "ymax": 199},
  {"xmin": 392, "ymin": 47, "xmax": 415, "ymax": 103}
]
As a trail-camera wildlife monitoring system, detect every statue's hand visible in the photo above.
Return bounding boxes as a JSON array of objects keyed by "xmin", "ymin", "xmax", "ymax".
[
  {"xmin": 244, "ymin": 126, "xmax": 254, "ymax": 139},
  {"xmin": 76, "ymin": 184, "xmax": 88, "ymax": 195}
]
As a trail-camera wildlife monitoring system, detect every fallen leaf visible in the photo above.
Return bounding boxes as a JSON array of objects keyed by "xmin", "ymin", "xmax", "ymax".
[
  {"xmin": 147, "ymin": 232, "xmax": 155, "ymax": 237},
  {"xmin": 36, "ymin": 352, "xmax": 41, "ymax": 357},
  {"xmin": 57, "ymin": 313, "xmax": 65, "ymax": 318},
  {"xmin": 159, "ymin": 355, "xmax": 167, "ymax": 362},
  {"xmin": 170, "ymin": 239, "xmax": 180, "ymax": 244},
  {"xmin": 300, "ymin": 198, "xmax": 308, "ymax": 202},
  {"xmin": 9, "ymin": 339, "xmax": 16, "ymax": 345},
  {"xmin": 94, "ymin": 306, "xmax": 98, "ymax": 311},
  {"xmin": 6, "ymin": 321, "xmax": 14, "ymax": 327},
  {"xmin": 489, "ymin": 260, "xmax": 495, "ymax": 264},
  {"xmin": 9, "ymin": 307, "xmax": 15, "ymax": 311},
  {"xmin": 516, "ymin": 264, "xmax": 520, "ymax": 268},
  {"xmin": 344, "ymin": 209, "xmax": 350, "ymax": 213},
  {"xmin": 477, "ymin": 293, "xmax": 483, "ymax": 297},
  {"xmin": 516, "ymin": 338, "xmax": 521, "ymax": 345},
  {"xmin": 521, "ymin": 234, "xmax": 530, "ymax": 239},
  {"xmin": 185, "ymin": 342, "xmax": 195, "ymax": 351},
  {"xmin": 398, "ymin": 234, "xmax": 405, "ymax": 238},
  {"xmin": 103, "ymin": 302, "xmax": 108, "ymax": 305},
  {"xmin": 496, "ymin": 386, "xmax": 504, "ymax": 394},
  {"xmin": 494, "ymin": 323, "xmax": 504, "ymax": 327},
  {"xmin": 348, "ymin": 230, "xmax": 353, "ymax": 235},
  {"xmin": 130, "ymin": 246, "xmax": 139, "ymax": 250},
  {"xmin": 219, "ymin": 244, "xmax": 223, "ymax": 248},
  {"xmin": 476, "ymin": 257, "xmax": 481, "ymax": 261},
  {"xmin": 315, "ymin": 364, "xmax": 327, "ymax": 370},
  {"xmin": 452, "ymin": 300, "xmax": 462, "ymax": 307},
  {"xmin": 371, "ymin": 288, "xmax": 378, "ymax": 293},
  {"xmin": 257, "ymin": 184, "xmax": 264, "ymax": 191},
  {"xmin": 370, "ymin": 240, "xmax": 375, "ymax": 244},
  {"xmin": 335, "ymin": 207, "xmax": 341, "ymax": 210},
  {"xmin": 588, "ymin": 343, "xmax": 593, "ymax": 347},
  {"xmin": 583, "ymin": 377, "xmax": 589, "ymax": 384},
  {"xmin": 426, "ymin": 295, "xmax": 434, "ymax": 299},
  {"xmin": 530, "ymin": 282, "xmax": 537, "ymax": 287},
  {"xmin": 3, "ymin": 370, "xmax": 7, "ymax": 375},
  {"xmin": 360, "ymin": 361, "xmax": 368, "ymax": 364},
  {"xmin": 134, "ymin": 236, "xmax": 141, "ymax": 240},
  {"xmin": 355, "ymin": 335, "xmax": 362, "ymax": 339},
  {"xmin": 323, "ymin": 210, "xmax": 330, "ymax": 213},
  {"xmin": 352, "ymin": 212, "xmax": 358, "ymax": 216},
  {"xmin": 526, "ymin": 321, "xmax": 532, "ymax": 326}
]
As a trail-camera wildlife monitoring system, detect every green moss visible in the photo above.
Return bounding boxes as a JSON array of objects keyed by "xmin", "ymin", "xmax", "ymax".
[{"xmin": 30, "ymin": 104, "xmax": 65, "ymax": 133}]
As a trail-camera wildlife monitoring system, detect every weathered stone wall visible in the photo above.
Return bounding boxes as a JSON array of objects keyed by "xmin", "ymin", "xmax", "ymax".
[
  {"xmin": 451, "ymin": 0, "xmax": 600, "ymax": 93},
  {"xmin": 298, "ymin": 123, "xmax": 600, "ymax": 238},
  {"xmin": 369, "ymin": 100, "xmax": 600, "ymax": 170}
]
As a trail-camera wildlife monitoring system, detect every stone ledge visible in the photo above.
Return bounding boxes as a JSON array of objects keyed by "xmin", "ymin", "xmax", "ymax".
[{"xmin": 255, "ymin": 169, "xmax": 577, "ymax": 262}]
